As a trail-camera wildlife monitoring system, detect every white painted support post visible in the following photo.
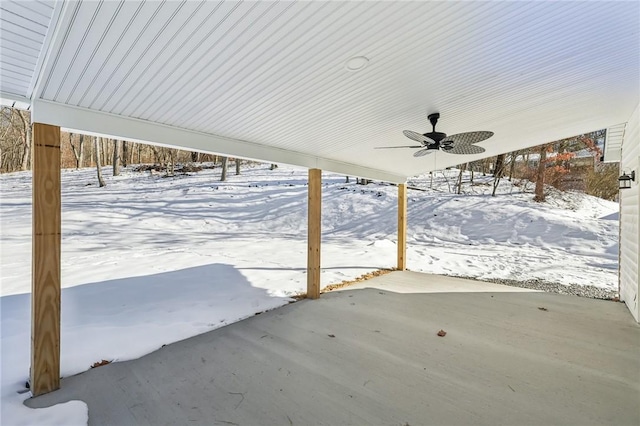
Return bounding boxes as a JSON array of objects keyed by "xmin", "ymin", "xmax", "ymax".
[
  {"xmin": 307, "ymin": 169, "xmax": 322, "ymax": 299},
  {"xmin": 398, "ymin": 183, "xmax": 407, "ymax": 271}
]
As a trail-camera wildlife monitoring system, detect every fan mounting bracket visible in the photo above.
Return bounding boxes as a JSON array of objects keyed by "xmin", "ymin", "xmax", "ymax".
[{"xmin": 427, "ymin": 113, "xmax": 440, "ymax": 129}]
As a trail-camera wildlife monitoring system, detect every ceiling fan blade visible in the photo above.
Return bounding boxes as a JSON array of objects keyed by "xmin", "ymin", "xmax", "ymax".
[
  {"xmin": 442, "ymin": 144, "xmax": 486, "ymax": 155},
  {"xmin": 441, "ymin": 131, "xmax": 493, "ymax": 145},
  {"xmin": 403, "ymin": 130, "xmax": 435, "ymax": 145},
  {"xmin": 374, "ymin": 145, "xmax": 424, "ymax": 149},
  {"xmin": 413, "ymin": 148, "xmax": 434, "ymax": 157}
]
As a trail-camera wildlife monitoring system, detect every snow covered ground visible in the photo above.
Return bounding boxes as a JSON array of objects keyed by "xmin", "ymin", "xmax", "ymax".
[{"xmin": 0, "ymin": 164, "xmax": 619, "ymax": 425}]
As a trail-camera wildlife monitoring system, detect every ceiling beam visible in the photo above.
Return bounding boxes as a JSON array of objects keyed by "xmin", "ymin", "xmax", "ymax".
[{"xmin": 31, "ymin": 99, "xmax": 407, "ymax": 183}]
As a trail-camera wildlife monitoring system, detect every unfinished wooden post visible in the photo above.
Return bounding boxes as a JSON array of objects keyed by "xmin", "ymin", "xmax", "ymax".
[
  {"xmin": 397, "ymin": 183, "xmax": 407, "ymax": 271},
  {"xmin": 307, "ymin": 169, "xmax": 322, "ymax": 299},
  {"xmin": 31, "ymin": 123, "xmax": 61, "ymax": 396}
]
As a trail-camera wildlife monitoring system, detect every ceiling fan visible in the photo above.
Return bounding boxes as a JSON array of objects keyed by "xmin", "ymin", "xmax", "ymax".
[{"xmin": 376, "ymin": 113, "xmax": 493, "ymax": 157}]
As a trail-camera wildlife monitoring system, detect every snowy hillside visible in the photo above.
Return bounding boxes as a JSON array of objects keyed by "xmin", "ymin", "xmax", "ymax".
[{"xmin": 0, "ymin": 164, "xmax": 619, "ymax": 425}]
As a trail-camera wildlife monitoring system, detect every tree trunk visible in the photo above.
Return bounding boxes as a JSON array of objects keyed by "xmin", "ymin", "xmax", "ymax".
[
  {"xmin": 17, "ymin": 111, "xmax": 31, "ymax": 171},
  {"xmin": 113, "ymin": 140, "xmax": 121, "ymax": 176},
  {"xmin": 508, "ymin": 152, "xmax": 517, "ymax": 181},
  {"xmin": 95, "ymin": 137, "xmax": 106, "ymax": 187},
  {"xmin": 493, "ymin": 154, "xmax": 505, "ymax": 178},
  {"xmin": 69, "ymin": 134, "xmax": 84, "ymax": 169},
  {"xmin": 168, "ymin": 149, "xmax": 175, "ymax": 176},
  {"xmin": 534, "ymin": 145, "xmax": 547, "ymax": 202},
  {"xmin": 235, "ymin": 158, "xmax": 241, "ymax": 175},
  {"xmin": 491, "ymin": 153, "xmax": 506, "ymax": 196},
  {"xmin": 122, "ymin": 141, "xmax": 128, "ymax": 168},
  {"xmin": 100, "ymin": 139, "xmax": 107, "ymax": 166},
  {"xmin": 151, "ymin": 146, "xmax": 161, "ymax": 165},
  {"xmin": 78, "ymin": 134, "xmax": 84, "ymax": 168},
  {"xmin": 456, "ymin": 163, "xmax": 466, "ymax": 195},
  {"xmin": 21, "ymin": 122, "xmax": 31, "ymax": 171},
  {"xmin": 220, "ymin": 156, "xmax": 228, "ymax": 181}
]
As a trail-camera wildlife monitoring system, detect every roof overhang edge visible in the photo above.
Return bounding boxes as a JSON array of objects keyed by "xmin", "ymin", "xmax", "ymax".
[{"xmin": 31, "ymin": 99, "xmax": 407, "ymax": 184}]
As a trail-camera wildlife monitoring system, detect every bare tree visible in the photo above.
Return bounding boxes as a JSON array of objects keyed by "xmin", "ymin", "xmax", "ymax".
[
  {"xmin": 113, "ymin": 140, "xmax": 121, "ymax": 176},
  {"xmin": 456, "ymin": 163, "xmax": 466, "ymax": 195},
  {"xmin": 491, "ymin": 154, "xmax": 506, "ymax": 196},
  {"xmin": 95, "ymin": 137, "xmax": 106, "ymax": 187},
  {"xmin": 69, "ymin": 134, "xmax": 85, "ymax": 169},
  {"xmin": 534, "ymin": 144, "xmax": 548, "ymax": 202},
  {"xmin": 235, "ymin": 158, "xmax": 241, "ymax": 175},
  {"xmin": 508, "ymin": 150, "xmax": 520, "ymax": 181},
  {"xmin": 168, "ymin": 149, "xmax": 175, "ymax": 176},
  {"xmin": 16, "ymin": 110, "xmax": 31, "ymax": 171},
  {"xmin": 220, "ymin": 156, "xmax": 228, "ymax": 181},
  {"xmin": 122, "ymin": 141, "xmax": 128, "ymax": 168}
]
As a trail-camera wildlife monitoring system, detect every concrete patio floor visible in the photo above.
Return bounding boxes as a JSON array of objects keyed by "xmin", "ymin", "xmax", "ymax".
[{"xmin": 28, "ymin": 272, "xmax": 640, "ymax": 425}]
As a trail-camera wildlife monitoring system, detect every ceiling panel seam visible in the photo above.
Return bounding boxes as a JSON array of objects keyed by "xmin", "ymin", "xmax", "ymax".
[
  {"xmin": 211, "ymin": 0, "xmax": 632, "ymax": 138},
  {"xmin": 115, "ymin": 2, "xmax": 224, "ymax": 114},
  {"xmin": 38, "ymin": 0, "xmax": 81, "ymax": 99},
  {"xmin": 89, "ymin": 2, "xmax": 172, "ymax": 110},
  {"xmin": 0, "ymin": 26, "xmax": 44, "ymax": 46},
  {"xmin": 1, "ymin": 51, "xmax": 38, "ymax": 66},
  {"xmin": 171, "ymin": 3, "xmax": 354, "ymax": 127},
  {"xmin": 204, "ymin": 3, "xmax": 481, "ymax": 136},
  {"xmin": 234, "ymin": 4, "xmax": 625, "ymax": 142},
  {"xmin": 10, "ymin": 1, "xmax": 53, "ymax": 20},
  {"xmin": 146, "ymin": 2, "xmax": 276, "ymax": 124},
  {"xmin": 0, "ymin": 39, "xmax": 41, "ymax": 56},
  {"xmin": 53, "ymin": 1, "xmax": 105, "ymax": 100},
  {"xmin": 115, "ymin": 1, "xmax": 209, "ymax": 115},
  {"xmin": 106, "ymin": 2, "xmax": 246, "ymax": 115},
  {"xmin": 170, "ymin": 1, "xmax": 333, "ymax": 127},
  {"xmin": 124, "ymin": 1, "xmax": 237, "ymax": 117},
  {"xmin": 78, "ymin": 2, "xmax": 152, "ymax": 107},
  {"xmin": 63, "ymin": 1, "xmax": 126, "ymax": 104},
  {"xmin": 0, "ymin": 6, "xmax": 49, "ymax": 32},
  {"xmin": 1, "ymin": 61, "xmax": 36, "ymax": 73},
  {"xmin": 184, "ymin": 1, "xmax": 417, "ymax": 131},
  {"xmin": 25, "ymin": 0, "xmax": 61, "ymax": 100},
  {"xmin": 103, "ymin": 2, "xmax": 190, "ymax": 112},
  {"xmin": 0, "ymin": 81, "xmax": 30, "ymax": 91},
  {"xmin": 166, "ymin": 1, "xmax": 314, "ymax": 127},
  {"xmin": 0, "ymin": 68, "xmax": 31, "ymax": 79},
  {"xmin": 75, "ymin": 1, "xmax": 147, "ymax": 106},
  {"xmin": 139, "ymin": 3, "xmax": 342, "ymax": 125}
]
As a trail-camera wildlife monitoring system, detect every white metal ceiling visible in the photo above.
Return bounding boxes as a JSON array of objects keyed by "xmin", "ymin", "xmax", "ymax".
[
  {"xmin": 0, "ymin": 0, "xmax": 55, "ymax": 99},
  {"xmin": 3, "ymin": 1, "xmax": 639, "ymax": 181}
]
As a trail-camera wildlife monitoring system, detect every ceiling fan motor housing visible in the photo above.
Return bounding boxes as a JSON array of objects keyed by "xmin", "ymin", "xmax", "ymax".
[{"xmin": 423, "ymin": 131, "xmax": 447, "ymax": 144}]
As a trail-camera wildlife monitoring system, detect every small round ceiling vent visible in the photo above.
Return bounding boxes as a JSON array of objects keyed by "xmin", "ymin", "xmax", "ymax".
[{"xmin": 345, "ymin": 56, "xmax": 369, "ymax": 72}]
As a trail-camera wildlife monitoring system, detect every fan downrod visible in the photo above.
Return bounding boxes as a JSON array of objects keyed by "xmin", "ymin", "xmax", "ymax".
[{"xmin": 428, "ymin": 113, "xmax": 440, "ymax": 131}]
